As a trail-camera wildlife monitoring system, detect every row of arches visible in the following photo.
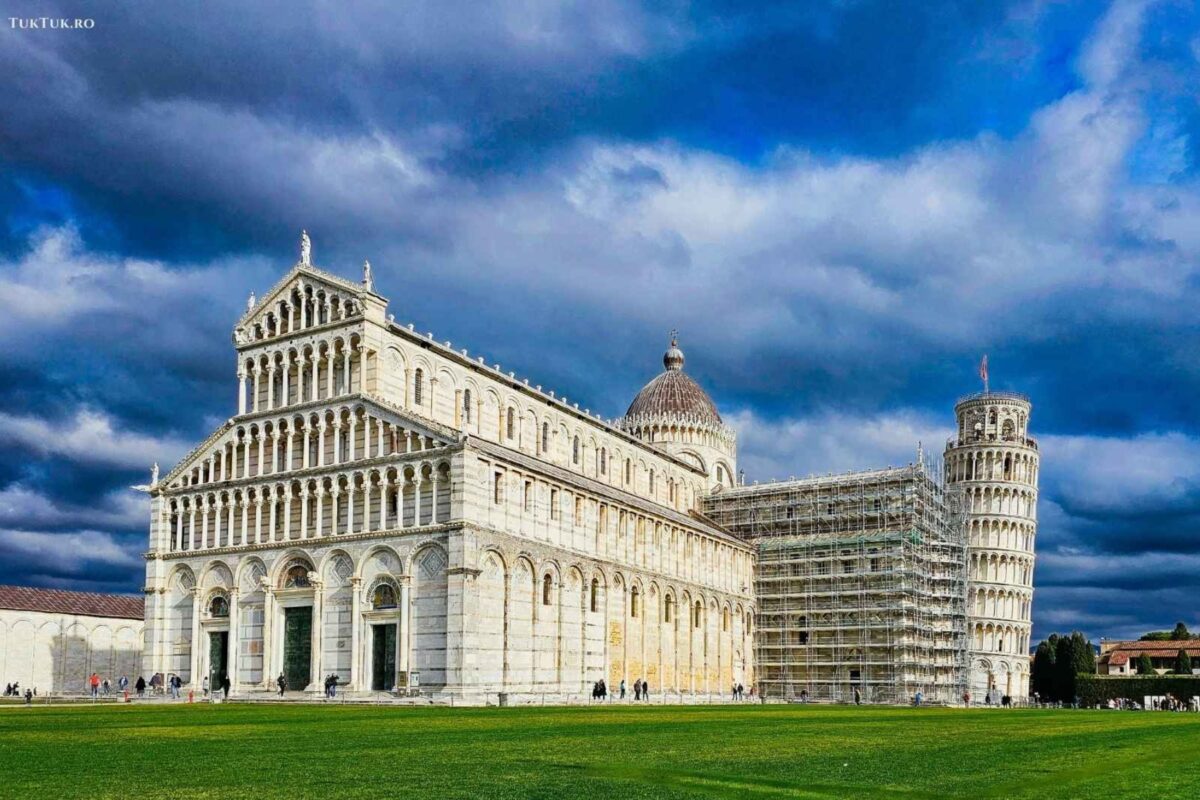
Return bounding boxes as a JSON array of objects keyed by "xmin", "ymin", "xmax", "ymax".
[
  {"xmin": 959, "ymin": 485, "xmax": 1037, "ymax": 518},
  {"xmin": 955, "ymin": 401, "xmax": 1030, "ymax": 445},
  {"xmin": 968, "ymin": 517, "xmax": 1035, "ymax": 553},
  {"xmin": 238, "ymin": 279, "xmax": 360, "ymax": 344},
  {"xmin": 473, "ymin": 547, "xmax": 754, "ymax": 694},
  {"xmin": 945, "ymin": 447, "xmax": 1039, "ymax": 486},
  {"xmin": 154, "ymin": 542, "xmax": 448, "ymax": 691},
  {"xmin": 969, "ymin": 552, "xmax": 1034, "ymax": 587},
  {"xmin": 174, "ymin": 403, "xmax": 444, "ymax": 489},
  {"xmin": 968, "ymin": 587, "xmax": 1032, "ymax": 622},
  {"xmin": 0, "ymin": 617, "xmax": 142, "ymax": 694},
  {"xmin": 165, "ymin": 460, "xmax": 452, "ymax": 552},
  {"xmin": 238, "ymin": 333, "xmax": 368, "ymax": 416},
  {"xmin": 972, "ymin": 623, "xmax": 1030, "ymax": 657}
]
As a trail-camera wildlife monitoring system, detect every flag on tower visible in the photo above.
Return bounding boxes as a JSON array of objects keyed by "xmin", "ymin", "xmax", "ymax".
[{"xmin": 979, "ymin": 354, "xmax": 989, "ymax": 393}]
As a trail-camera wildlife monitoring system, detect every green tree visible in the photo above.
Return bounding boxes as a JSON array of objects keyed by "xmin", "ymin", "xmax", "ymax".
[
  {"xmin": 1136, "ymin": 653, "xmax": 1156, "ymax": 675},
  {"xmin": 1031, "ymin": 639, "xmax": 1056, "ymax": 700},
  {"xmin": 1139, "ymin": 631, "xmax": 1171, "ymax": 641},
  {"xmin": 1170, "ymin": 622, "xmax": 1192, "ymax": 641},
  {"xmin": 1175, "ymin": 649, "xmax": 1193, "ymax": 675}
]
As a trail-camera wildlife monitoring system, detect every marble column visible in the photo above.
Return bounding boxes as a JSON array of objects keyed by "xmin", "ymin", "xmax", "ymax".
[
  {"xmin": 228, "ymin": 588, "xmax": 241, "ymax": 691},
  {"xmin": 349, "ymin": 577, "xmax": 362, "ymax": 690},
  {"xmin": 189, "ymin": 587, "xmax": 203, "ymax": 687}
]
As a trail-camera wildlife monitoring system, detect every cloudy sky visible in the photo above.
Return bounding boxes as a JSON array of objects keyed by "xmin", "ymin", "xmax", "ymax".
[{"xmin": 1, "ymin": 0, "xmax": 1198, "ymax": 642}]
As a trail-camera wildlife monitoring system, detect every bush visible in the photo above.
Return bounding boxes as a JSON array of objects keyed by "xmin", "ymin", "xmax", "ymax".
[{"xmin": 1077, "ymin": 675, "xmax": 1200, "ymax": 707}]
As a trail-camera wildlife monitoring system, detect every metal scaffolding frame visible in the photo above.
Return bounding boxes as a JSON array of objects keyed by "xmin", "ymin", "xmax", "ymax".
[{"xmin": 703, "ymin": 457, "xmax": 968, "ymax": 704}]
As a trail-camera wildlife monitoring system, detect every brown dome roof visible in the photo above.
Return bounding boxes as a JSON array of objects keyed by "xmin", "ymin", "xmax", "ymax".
[{"xmin": 624, "ymin": 337, "xmax": 722, "ymax": 423}]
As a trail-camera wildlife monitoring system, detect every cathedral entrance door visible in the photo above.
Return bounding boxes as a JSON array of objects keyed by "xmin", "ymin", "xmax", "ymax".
[
  {"xmin": 371, "ymin": 624, "xmax": 397, "ymax": 691},
  {"xmin": 208, "ymin": 631, "xmax": 229, "ymax": 690},
  {"xmin": 283, "ymin": 606, "xmax": 312, "ymax": 690}
]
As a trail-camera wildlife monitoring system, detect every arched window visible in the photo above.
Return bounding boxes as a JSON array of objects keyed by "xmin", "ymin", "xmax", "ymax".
[
  {"xmin": 413, "ymin": 369, "xmax": 424, "ymax": 406},
  {"xmin": 590, "ymin": 578, "xmax": 599, "ymax": 613},
  {"xmin": 541, "ymin": 422, "xmax": 549, "ymax": 453},
  {"xmin": 630, "ymin": 585, "xmax": 640, "ymax": 618},
  {"xmin": 506, "ymin": 407, "xmax": 516, "ymax": 440},
  {"xmin": 372, "ymin": 583, "xmax": 397, "ymax": 610},
  {"xmin": 649, "ymin": 470, "xmax": 656, "ymax": 494},
  {"xmin": 542, "ymin": 574, "xmax": 553, "ymax": 606},
  {"xmin": 694, "ymin": 601, "xmax": 703, "ymax": 629},
  {"xmin": 209, "ymin": 595, "xmax": 229, "ymax": 618},
  {"xmin": 625, "ymin": 459, "xmax": 631, "ymax": 485},
  {"xmin": 723, "ymin": 607, "xmax": 730, "ymax": 632},
  {"xmin": 462, "ymin": 390, "xmax": 472, "ymax": 424},
  {"xmin": 600, "ymin": 448, "xmax": 607, "ymax": 474},
  {"xmin": 572, "ymin": 436, "xmax": 580, "ymax": 465},
  {"xmin": 665, "ymin": 595, "xmax": 674, "ymax": 623},
  {"xmin": 284, "ymin": 564, "xmax": 311, "ymax": 589}
]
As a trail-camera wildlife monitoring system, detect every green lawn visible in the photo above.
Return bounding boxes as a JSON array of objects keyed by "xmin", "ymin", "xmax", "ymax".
[{"xmin": 1, "ymin": 703, "xmax": 1198, "ymax": 799}]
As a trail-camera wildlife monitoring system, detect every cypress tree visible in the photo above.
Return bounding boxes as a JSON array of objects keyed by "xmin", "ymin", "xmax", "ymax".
[
  {"xmin": 1054, "ymin": 634, "xmax": 1075, "ymax": 701},
  {"xmin": 1136, "ymin": 653, "xmax": 1155, "ymax": 675},
  {"xmin": 1031, "ymin": 640, "xmax": 1056, "ymax": 699},
  {"xmin": 1175, "ymin": 649, "xmax": 1193, "ymax": 675},
  {"xmin": 1170, "ymin": 622, "xmax": 1192, "ymax": 641},
  {"xmin": 1066, "ymin": 632, "xmax": 1095, "ymax": 701}
]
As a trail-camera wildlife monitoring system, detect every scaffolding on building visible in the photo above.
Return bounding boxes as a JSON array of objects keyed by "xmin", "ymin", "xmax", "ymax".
[{"xmin": 702, "ymin": 456, "xmax": 969, "ymax": 705}]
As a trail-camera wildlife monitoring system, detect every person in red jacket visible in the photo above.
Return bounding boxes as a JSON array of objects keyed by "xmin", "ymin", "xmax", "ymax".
[{"xmin": 89, "ymin": 672, "xmax": 100, "ymax": 698}]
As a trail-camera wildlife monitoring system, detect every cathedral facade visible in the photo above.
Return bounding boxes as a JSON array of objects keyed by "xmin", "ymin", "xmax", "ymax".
[{"xmin": 142, "ymin": 239, "xmax": 755, "ymax": 701}]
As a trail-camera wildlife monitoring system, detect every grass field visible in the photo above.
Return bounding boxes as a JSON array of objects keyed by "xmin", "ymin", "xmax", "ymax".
[{"xmin": 2, "ymin": 703, "xmax": 1199, "ymax": 799}]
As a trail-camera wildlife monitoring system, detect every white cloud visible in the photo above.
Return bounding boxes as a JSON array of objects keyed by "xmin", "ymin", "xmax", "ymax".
[
  {"xmin": 0, "ymin": 529, "xmax": 141, "ymax": 569},
  {"xmin": 0, "ymin": 407, "xmax": 191, "ymax": 471},
  {"xmin": 0, "ymin": 484, "xmax": 147, "ymax": 529}
]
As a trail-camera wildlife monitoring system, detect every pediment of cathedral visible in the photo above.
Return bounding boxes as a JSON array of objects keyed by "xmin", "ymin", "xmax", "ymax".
[
  {"xmin": 233, "ymin": 264, "xmax": 386, "ymax": 347},
  {"xmin": 158, "ymin": 393, "xmax": 456, "ymax": 493}
]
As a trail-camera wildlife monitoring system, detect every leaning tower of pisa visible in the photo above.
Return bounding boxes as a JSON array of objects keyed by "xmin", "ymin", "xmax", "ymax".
[{"xmin": 944, "ymin": 391, "xmax": 1039, "ymax": 699}]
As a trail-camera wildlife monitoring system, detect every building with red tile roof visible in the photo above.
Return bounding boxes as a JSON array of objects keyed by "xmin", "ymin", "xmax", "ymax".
[{"xmin": 1097, "ymin": 639, "xmax": 1200, "ymax": 675}]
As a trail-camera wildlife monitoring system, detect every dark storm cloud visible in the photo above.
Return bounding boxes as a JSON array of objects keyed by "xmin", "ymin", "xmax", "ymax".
[{"xmin": 0, "ymin": 0, "xmax": 1198, "ymax": 644}]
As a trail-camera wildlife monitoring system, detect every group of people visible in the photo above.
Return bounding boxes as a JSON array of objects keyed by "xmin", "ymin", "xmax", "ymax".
[
  {"xmin": 3, "ymin": 683, "xmax": 34, "ymax": 703},
  {"xmin": 87, "ymin": 673, "xmax": 131, "ymax": 697},
  {"xmin": 731, "ymin": 683, "xmax": 750, "ymax": 700},
  {"xmin": 591, "ymin": 678, "xmax": 652, "ymax": 701},
  {"xmin": 323, "ymin": 674, "xmax": 340, "ymax": 698}
]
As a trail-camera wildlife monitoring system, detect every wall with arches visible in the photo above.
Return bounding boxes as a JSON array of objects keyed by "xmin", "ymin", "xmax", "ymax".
[{"xmin": 0, "ymin": 607, "xmax": 143, "ymax": 695}]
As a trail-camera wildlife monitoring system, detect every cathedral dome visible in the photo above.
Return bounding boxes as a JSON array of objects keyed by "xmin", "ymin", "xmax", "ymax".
[{"xmin": 624, "ymin": 336, "xmax": 722, "ymax": 423}]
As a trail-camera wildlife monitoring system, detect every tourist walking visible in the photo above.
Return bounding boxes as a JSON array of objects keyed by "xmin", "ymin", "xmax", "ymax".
[
  {"xmin": 634, "ymin": 679, "xmax": 641, "ymax": 700},
  {"xmin": 118, "ymin": 675, "xmax": 129, "ymax": 694},
  {"xmin": 854, "ymin": 688, "xmax": 861, "ymax": 706},
  {"xmin": 277, "ymin": 673, "xmax": 287, "ymax": 697},
  {"xmin": 619, "ymin": 679, "xmax": 626, "ymax": 700},
  {"xmin": 202, "ymin": 676, "xmax": 210, "ymax": 698},
  {"xmin": 641, "ymin": 679, "xmax": 649, "ymax": 701},
  {"xmin": 135, "ymin": 675, "xmax": 146, "ymax": 697},
  {"xmin": 222, "ymin": 674, "xmax": 231, "ymax": 699},
  {"xmin": 89, "ymin": 672, "xmax": 100, "ymax": 698}
]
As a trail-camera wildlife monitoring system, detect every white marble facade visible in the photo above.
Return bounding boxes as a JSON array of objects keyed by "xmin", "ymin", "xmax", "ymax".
[{"xmin": 143, "ymin": 239, "xmax": 756, "ymax": 701}]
